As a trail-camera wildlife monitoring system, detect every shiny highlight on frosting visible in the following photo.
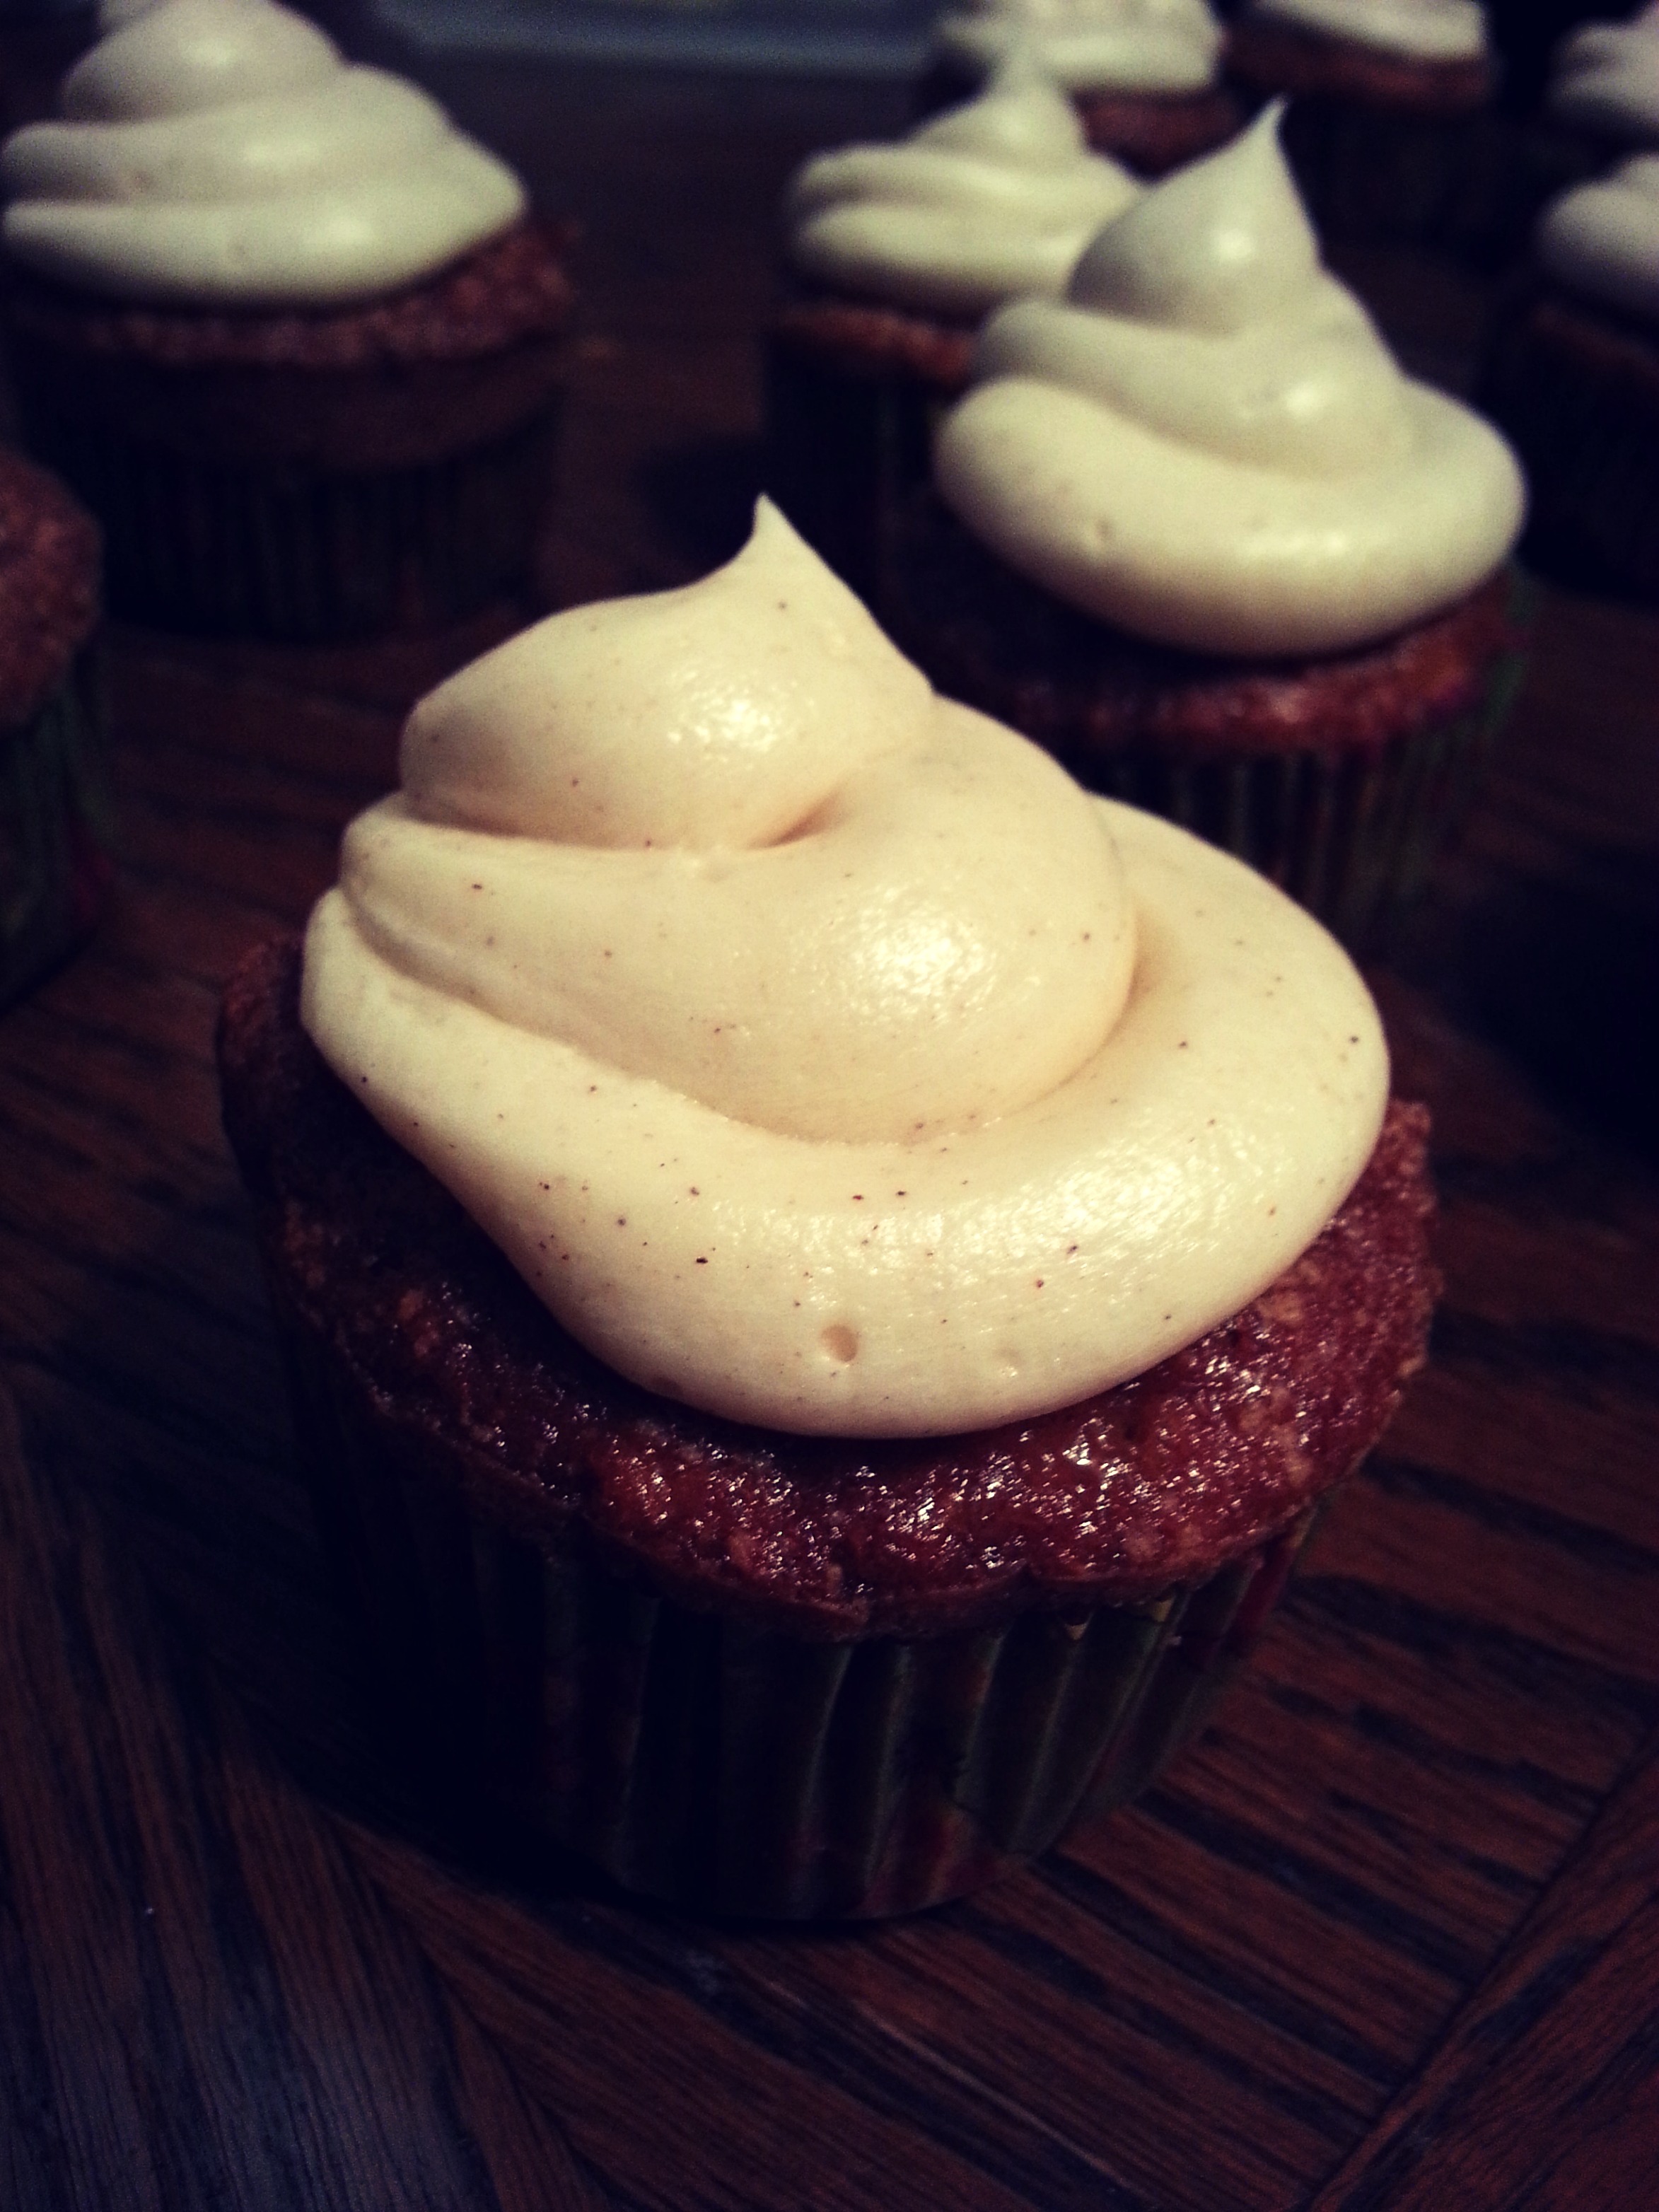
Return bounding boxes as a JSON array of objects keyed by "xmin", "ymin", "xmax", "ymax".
[
  {"xmin": 935, "ymin": 107, "xmax": 1523, "ymax": 653},
  {"xmin": 1, "ymin": 0, "xmax": 525, "ymax": 306},
  {"xmin": 302, "ymin": 502, "xmax": 1388, "ymax": 1438}
]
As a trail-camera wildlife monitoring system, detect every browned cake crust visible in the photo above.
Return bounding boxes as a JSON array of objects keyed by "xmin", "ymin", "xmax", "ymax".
[
  {"xmin": 1071, "ymin": 84, "xmax": 1244, "ymax": 174},
  {"xmin": 220, "ymin": 935, "xmax": 1437, "ymax": 1641},
  {"xmin": 885, "ymin": 491, "xmax": 1520, "ymax": 761},
  {"xmin": 1480, "ymin": 285, "xmax": 1659, "ymax": 601},
  {"xmin": 1, "ymin": 219, "xmax": 575, "ymax": 470},
  {"xmin": 1226, "ymin": 17, "xmax": 1492, "ymax": 115},
  {"xmin": 771, "ymin": 289, "xmax": 978, "ymax": 394},
  {"xmin": 0, "ymin": 446, "xmax": 99, "ymax": 730},
  {"xmin": 2, "ymin": 217, "xmax": 574, "ymax": 369}
]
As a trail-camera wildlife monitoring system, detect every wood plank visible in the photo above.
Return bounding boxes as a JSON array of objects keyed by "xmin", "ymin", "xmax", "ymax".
[{"xmin": 1310, "ymin": 1735, "xmax": 1659, "ymax": 2212}]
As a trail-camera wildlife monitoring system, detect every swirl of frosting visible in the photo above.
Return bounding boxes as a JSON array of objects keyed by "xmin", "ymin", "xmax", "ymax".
[
  {"xmin": 1549, "ymin": 6, "xmax": 1659, "ymax": 144},
  {"xmin": 1242, "ymin": 0, "xmax": 1486, "ymax": 64},
  {"xmin": 301, "ymin": 501, "xmax": 1387, "ymax": 1438},
  {"xmin": 0, "ymin": 0, "xmax": 525, "ymax": 307},
  {"xmin": 935, "ymin": 107, "xmax": 1523, "ymax": 654},
  {"xmin": 784, "ymin": 58, "xmax": 1139, "ymax": 318},
  {"xmin": 1537, "ymin": 156, "xmax": 1659, "ymax": 327},
  {"xmin": 933, "ymin": 0, "xmax": 1224, "ymax": 97}
]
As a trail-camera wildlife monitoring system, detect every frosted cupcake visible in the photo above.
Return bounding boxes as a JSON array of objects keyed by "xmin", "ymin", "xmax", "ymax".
[
  {"xmin": 0, "ymin": 0, "xmax": 574, "ymax": 640},
  {"xmin": 219, "ymin": 502, "xmax": 1437, "ymax": 1918},
  {"xmin": 1482, "ymin": 157, "xmax": 1659, "ymax": 600},
  {"xmin": 1228, "ymin": 0, "xmax": 1494, "ymax": 243},
  {"xmin": 921, "ymin": 0, "xmax": 1240, "ymax": 174},
  {"xmin": 885, "ymin": 110, "xmax": 1529, "ymax": 945},
  {"xmin": 768, "ymin": 54, "xmax": 1136, "ymax": 598},
  {"xmin": 1549, "ymin": 6, "xmax": 1659, "ymax": 149}
]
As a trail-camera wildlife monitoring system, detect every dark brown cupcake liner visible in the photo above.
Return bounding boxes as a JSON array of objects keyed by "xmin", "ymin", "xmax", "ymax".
[
  {"xmin": 274, "ymin": 1277, "xmax": 1325, "ymax": 1919},
  {"xmin": 1069, "ymin": 630, "xmax": 1528, "ymax": 949},
  {"xmin": 16, "ymin": 405, "xmax": 561, "ymax": 641},
  {"xmin": 0, "ymin": 644, "xmax": 112, "ymax": 1011},
  {"xmin": 764, "ymin": 335, "xmax": 951, "ymax": 610}
]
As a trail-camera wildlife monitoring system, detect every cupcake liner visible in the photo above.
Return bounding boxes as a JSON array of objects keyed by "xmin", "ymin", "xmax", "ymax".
[
  {"xmin": 18, "ymin": 407, "xmax": 561, "ymax": 641},
  {"xmin": 1071, "ymin": 623, "xmax": 1529, "ymax": 950},
  {"xmin": 0, "ymin": 646, "xmax": 113, "ymax": 1011},
  {"xmin": 274, "ymin": 1279, "xmax": 1324, "ymax": 1919},
  {"xmin": 764, "ymin": 338, "xmax": 944, "ymax": 610}
]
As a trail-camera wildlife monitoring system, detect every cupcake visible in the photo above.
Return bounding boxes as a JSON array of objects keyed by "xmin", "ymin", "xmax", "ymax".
[
  {"xmin": 219, "ymin": 501, "xmax": 1438, "ymax": 1919},
  {"xmin": 1228, "ymin": 0, "xmax": 1495, "ymax": 243},
  {"xmin": 767, "ymin": 54, "xmax": 1138, "ymax": 601},
  {"xmin": 1548, "ymin": 5, "xmax": 1659, "ymax": 149},
  {"xmin": 0, "ymin": 444, "xmax": 107, "ymax": 1011},
  {"xmin": 0, "ymin": 0, "xmax": 574, "ymax": 641},
  {"xmin": 884, "ymin": 110, "xmax": 1529, "ymax": 948},
  {"xmin": 919, "ymin": 0, "xmax": 1240, "ymax": 174},
  {"xmin": 1480, "ymin": 156, "xmax": 1659, "ymax": 600}
]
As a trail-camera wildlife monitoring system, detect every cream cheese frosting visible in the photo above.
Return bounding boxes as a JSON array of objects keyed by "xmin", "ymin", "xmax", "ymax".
[
  {"xmin": 0, "ymin": 0, "xmax": 525, "ymax": 307},
  {"xmin": 1537, "ymin": 155, "xmax": 1659, "ymax": 327},
  {"xmin": 932, "ymin": 0, "xmax": 1224, "ymax": 96},
  {"xmin": 784, "ymin": 58, "xmax": 1139, "ymax": 319},
  {"xmin": 301, "ymin": 501, "xmax": 1389, "ymax": 1438},
  {"xmin": 1243, "ymin": 0, "xmax": 1486, "ymax": 64},
  {"xmin": 934, "ymin": 107, "xmax": 1524, "ymax": 655},
  {"xmin": 1549, "ymin": 6, "xmax": 1659, "ymax": 145}
]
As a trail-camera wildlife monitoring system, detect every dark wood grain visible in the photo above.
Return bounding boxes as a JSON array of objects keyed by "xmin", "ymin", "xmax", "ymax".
[{"xmin": 1, "ymin": 28, "xmax": 1657, "ymax": 2211}]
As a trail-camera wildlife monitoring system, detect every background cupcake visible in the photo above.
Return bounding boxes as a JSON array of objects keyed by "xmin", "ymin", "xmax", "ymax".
[
  {"xmin": 219, "ymin": 504, "xmax": 1438, "ymax": 1919},
  {"xmin": 1482, "ymin": 155, "xmax": 1659, "ymax": 599},
  {"xmin": 0, "ymin": 443, "xmax": 106, "ymax": 1008},
  {"xmin": 0, "ymin": 0, "xmax": 574, "ymax": 641},
  {"xmin": 1228, "ymin": 0, "xmax": 1496, "ymax": 245},
  {"xmin": 921, "ymin": 0, "xmax": 1240, "ymax": 173},
  {"xmin": 885, "ymin": 109, "xmax": 1529, "ymax": 947},
  {"xmin": 1548, "ymin": 3, "xmax": 1659, "ymax": 150},
  {"xmin": 767, "ymin": 54, "xmax": 1136, "ymax": 599}
]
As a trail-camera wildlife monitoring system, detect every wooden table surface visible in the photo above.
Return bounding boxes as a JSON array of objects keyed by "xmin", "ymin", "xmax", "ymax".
[{"xmin": 1, "ymin": 38, "xmax": 1656, "ymax": 2212}]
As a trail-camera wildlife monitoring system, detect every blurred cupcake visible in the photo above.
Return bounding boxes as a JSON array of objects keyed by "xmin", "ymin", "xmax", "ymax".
[
  {"xmin": 1228, "ymin": 0, "xmax": 1495, "ymax": 244},
  {"xmin": 219, "ymin": 502, "xmax": 1438, "ymax": 1919},
  {"xmin": 1481, "ymin": 156, "xmax": 1659, "ymax": 599},
  {"xmin": 0, "ymin": 0, "xmax": 574, "ymax": 641},
  {"xmin": 885, "ymin": 110, "xmax": 1529, "ymax": 946},
  {"xmin": 921, "ymin": 0, "xmax": 1240, "ymax": 173},
  {"xmin": 767, "ymin": 54, "xmax": 1136, "ymax": 600},
  {"xmin": 1548, "ymin": 5, "xmax": 1659, "ymax": 150},
  {"xmin": 0, "ymin": 444, "xmax": 107, "ymax": 1009}
]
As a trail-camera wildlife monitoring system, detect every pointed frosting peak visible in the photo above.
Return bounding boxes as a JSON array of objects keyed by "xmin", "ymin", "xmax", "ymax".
[
  {"xmin": 917, "ymin": 49, "xmax": 1088, "ymax": 163},
  {"xmin": 403, "ymin": 500, "xmax": 935, "ymax": 853},
  {"xmin": 1070, "ymin": 104, "xmax": 1315, "ymax": 332}
]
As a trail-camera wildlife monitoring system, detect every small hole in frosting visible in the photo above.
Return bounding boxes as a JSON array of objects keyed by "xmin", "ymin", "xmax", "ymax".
[{"xmin": 820, "ymin": 1323, "xmax": 858, "ymax": 1365}]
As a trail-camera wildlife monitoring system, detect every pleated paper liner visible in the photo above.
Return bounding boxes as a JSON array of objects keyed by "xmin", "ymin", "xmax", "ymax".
[
  {"xmin": 1059, "ymin": 626, "xmax": 1530, "ymax": 952},
  {"xmin": 0, "ymin": 646, "xmax": 113, "ymax": 1011},
  {"xmin": 16, "ymin": 409, "xmax": 560, "ymax": 642},
  {"xmin": 275, "ymin": 1281, "xmax": 1325, "ymax": 1921}
]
